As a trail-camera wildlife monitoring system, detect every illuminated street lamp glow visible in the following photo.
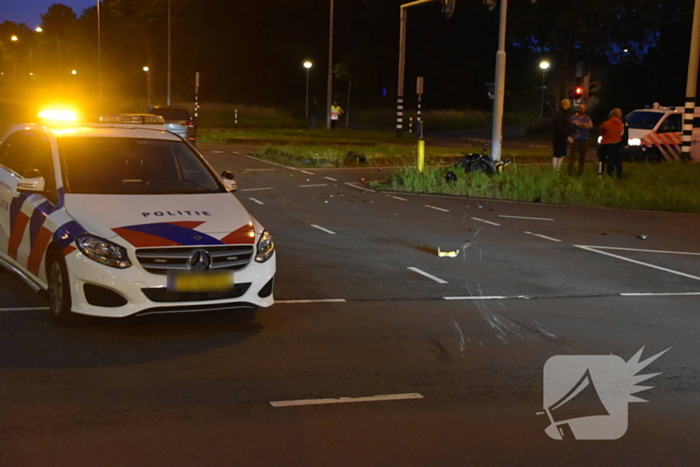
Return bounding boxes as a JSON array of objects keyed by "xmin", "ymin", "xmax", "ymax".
[
  {"xmin": 11, "ymin": 35, "xmax": 18, "ymax": 41},
  {"xmin": 71, "ymin": 70, "xmax": 77, "ymax": 75},
  {"xmin": 304, "ymin": 61, "xmax": 313, "ymax": 69},
  {"xmin": 143, "ymin": 66, "xmax": 149, "ymax": 72},
  {"xmin": 35, "ymin": 27, "xmax": 43, "ymax": 32},
  {"xmin": 539, "ymin": 61, "xmax": 550, "ymax": 70}
]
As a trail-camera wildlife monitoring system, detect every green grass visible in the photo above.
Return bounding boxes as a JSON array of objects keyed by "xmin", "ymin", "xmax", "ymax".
[
  {"xmin": 198, "ymin": 128, "xmax": 416, "ymax": 145},
  {"xmin": 390, "ymin": 162, "xmax": 700, "ymax": 213}
]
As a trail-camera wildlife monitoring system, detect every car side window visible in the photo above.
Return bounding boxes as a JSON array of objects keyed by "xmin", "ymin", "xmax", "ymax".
[
  {"xmin": 28, "ymin": 133, "xmax": 58, "ymax": 203},
  {"xmin": 0, "ymin": 131, "xmax": 34, "ymax": 175},
  {"xmin": 658, "ymin": 114, "xmax": 681, "ymax": 133}
]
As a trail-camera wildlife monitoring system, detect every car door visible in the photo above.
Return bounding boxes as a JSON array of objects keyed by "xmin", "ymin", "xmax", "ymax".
[{"xmin": 0, "ymin": 130, "xmax": 34, "ymax": 262}]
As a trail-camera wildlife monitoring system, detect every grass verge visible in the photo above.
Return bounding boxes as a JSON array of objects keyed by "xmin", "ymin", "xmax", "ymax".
[{"xmin": 389, "ymin": 162, "xmax": 700, "ymax": 213}]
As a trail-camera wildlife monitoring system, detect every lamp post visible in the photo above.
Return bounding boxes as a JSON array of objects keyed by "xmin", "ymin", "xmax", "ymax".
[
  {"xmin": 539, "ymin": 60, "xmax": 550, "ymax": 119},
  {"xmin": 304, "ymin": 61, "xmax": 312, "ymax": 119},
  {"xmin": 143, "ymin": 66, "xmax": 152, "ymax": 108},
  {"xmin": 326, "ymin": 0, "xmax": 334, "ymax": 129},
  {"xmin": 167, "ymin": 0, "xmax": 171, "ymax": 105},
  {"xmin": 97, "ymin": 0, "xmax": 102, "ymax": 103}
]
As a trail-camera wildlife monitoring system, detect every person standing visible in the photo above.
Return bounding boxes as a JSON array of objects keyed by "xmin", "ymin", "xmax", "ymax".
[
  {"xmin": 568, "ymin": 103, "xmax": 593, "ymax": 176},
  {"xmin": 330, "ymin": 101, "xmax": 343, "ymax": 130},
  {"xmin": 309, "ymin": 98, "xmax": 318, "ymax": 130},
  {"xmin": 552, "ymin": 99, "xmax": 574, "ymax": 170},
  {"xmin": 598, "ymin": 108, "xmax": 625, "ymax": 178}
]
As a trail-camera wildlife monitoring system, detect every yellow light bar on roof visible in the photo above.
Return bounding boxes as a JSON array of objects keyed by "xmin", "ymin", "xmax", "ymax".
[{"xmin": 38, "ymin": 109, "xmax": 77, "ymax": 122}]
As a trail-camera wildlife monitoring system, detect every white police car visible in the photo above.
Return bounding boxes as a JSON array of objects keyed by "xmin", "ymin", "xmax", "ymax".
[{"xmin": 0, "ymin": 111, "xmax": 275, "ymax": 325}]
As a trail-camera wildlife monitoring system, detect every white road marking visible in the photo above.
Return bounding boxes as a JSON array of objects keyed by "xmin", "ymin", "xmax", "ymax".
[
  {"xmin": 310, "ymin": 224, "xmax": 336, "ymax": 235},
  {"xmin": 270, "ymin": 393, "xmax": 424, "ymax": 408},
  {"xmin": 533, "ymin": 322, "xmax": 558, "ymax": 340},
  {"xmin": 324, "ymin": 176, "xmax": 338, "ymax": 182},
  {"xmin": 210, "ymin": 150, "xmax": 224, "ymax": 154},
  {"xmin": 576, "ymin": 245, "xmax": 700, "ymax": 282},
  {"xmin": 390, "ymin": 195, "xmax": 408, "ymax": 201},
  {"xmin": 444, "ymin": 296, "xmax": 514, "ymax": 300},
  {"xmin": 620, "ymin": 292, "xmax": 700, "ymax": 297},
  {"xmin": 499, "ymin": 215, "xmax": 554, "ymax": 221},
  {"xmin": 452, "ymin": 317, "xmax": 466, "ymax": 356},
  {"xmin": 300, "ymin": 170, "xmax": 315, "ymax": 175},
  {"xmin": 245, "ymin": 168, "xmax": 278, "ymax": 172},
  {"xmin": 344, "ymin": 182, "xmax": 375, "ymax": 192},
  {"xmin": 299, "ymin": 184, "xmax": 328, "ymax": 188},
  {"xmin": 234, "ymin": 152, "xmax": 300, "ymax": 170},
  {"xmin": 240, "ymin": 187, "xmax": 274, "ymax": 192},
  {"xmin": 248, "ymin": 197, "xmax": 264, "ymax": 205},
  {"xmin": 470, "ymin": 217, "xmax": 500, "ymax": 226},
  {"xmin": 0, "ymin": 307, "xmax": 49, "ymax": 312},
  {"xmin": 587, "ymin": 246, "xmax": 700, "ymax": 256},
  {"xmin": 524, "ymin": 231, "xmax": 562, "ymax": 243},
  {"xmin": 275, "ymin": 299, "xmax": 347, "ymax": 304},
  {"xmin": 407, "ymin": 267, "xmax": 448, "ymax": 284},
  {"xmin": 425, "ymin": 205, "xmax": 450, "ymax": 213}
]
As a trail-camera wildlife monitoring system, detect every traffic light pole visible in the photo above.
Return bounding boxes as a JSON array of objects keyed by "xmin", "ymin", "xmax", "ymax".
[
  {"xmin": 683, "ymin": 0, "xmax": 700, "ymax": 160},
  {"xmin": 490, "ymin": 0, "xmax": 507, "ymax": 161}
]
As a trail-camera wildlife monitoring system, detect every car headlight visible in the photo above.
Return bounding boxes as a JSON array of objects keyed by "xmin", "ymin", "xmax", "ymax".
[
  {"xmin": 597, "ymin": 136, "xmax": 602, "ymax": 144},
  {"xmin": 76, "ymin": 234, "xmax": 132, "ymax": 269},
  {"xmin": 628, "ymin": 138, "xmax": 641, "ymax": 146},
  {"xmin": 255, "ymin": 230, "xmax": 275, "ymax": 263}
]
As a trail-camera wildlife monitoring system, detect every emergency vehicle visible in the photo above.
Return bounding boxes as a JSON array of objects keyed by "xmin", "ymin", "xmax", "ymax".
[
  {"xmin": 624, "ymin": 104, "xmax": 700, "ymax": 162},
  {"xmin": 0, "ymin": 111, "xmax": 275, "ymax": 326}
]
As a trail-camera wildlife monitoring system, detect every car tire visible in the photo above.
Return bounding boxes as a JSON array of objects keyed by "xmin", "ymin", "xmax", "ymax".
[{"xmin": 47, "ymin": 252, "xmax": 85, "ymax": 327}]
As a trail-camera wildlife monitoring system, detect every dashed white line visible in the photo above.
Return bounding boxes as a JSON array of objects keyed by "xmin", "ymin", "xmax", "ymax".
[
  {"xmin": 444, "ymin": 296, "xmax": 513, "ymax": 301},
  {"xmin": 210, "ymin": 150, "xmax": 224, "ymax": 154},
  {"xmin": 407, "ymin": 267, "xmax": 448, "ymax": 284},
  {"xmin": 299, "ymin": 184, "xmax": 328, "ymax": 188},
  {"xmin": 310, "ymin": 224, "xmax": 336, "ymax": 235},
  {"xmin": 499, "ymin": 215, "xmax": 554, "ymax": 221},
  {"xmin": 270, "ymin": 393, "xmax": 424, "ymax": 408},
  {"xmin": 575, "ymin": 245, "xmax": 700, "ymax": 282},
  {"xmin": 240, "ymin": 187, "xmax": 274, "ymax": 192},
  {"xmin": 425, "ymin": 205, "xmax": 450, "ymax": 213},
  {"xmin": 524, "ymin": 231, "xmax": 562, "ymax": 243},
  {"xmin": 344, "ymin": 182, "xmax": 375, "ymax": 192},
  {"xmin": 233, "ymin": 152, "xmax": 300, "ymax": 170},
  {"xmin": 324, "ymin": 176, "xmax": 338, "ymax": 182},
  {"xmin": 470, "ymin": 217, "xmax": 500, "ymax": 226},
  {"xmin": 245, "ymin": 168, "xmax": 278, "ymax": 172},
  {"xmin": 275, "ymin": 299, "xmax": 347, "ymax": 304},
  {"xmin": 300, "ymin": 170, "xmax": 315, "ymax": 175},
  {"xmin": 588, "ymin": 246, "xmax": 700, "ymax": 256},
  {"xmin": 390, "ymin": 196, "xmax": 408, "ymax": 201},
  {"xmin": 248, "ymin": 197, "xmax": 265, "ymax": 205},
  {"xmin": 0, "ymin": 307, "xmax": 50, "ymax": 312}
]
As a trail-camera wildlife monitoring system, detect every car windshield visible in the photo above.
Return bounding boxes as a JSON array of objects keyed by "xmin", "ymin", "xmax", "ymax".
[
  {"xmin": 60, "ymin": 137, "xmax": 225, "ymax": 195},
  {"xmin": 150, "ymin": 108, "xmax": 191, "ymax": 121},
  {"xmin": 625, "ymin": 111, "xmax": 664, "ymax": 130}
]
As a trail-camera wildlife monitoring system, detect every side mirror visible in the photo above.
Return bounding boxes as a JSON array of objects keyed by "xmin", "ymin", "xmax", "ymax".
[
  {"xmin": 18, "ymin": 176, "xmax": 46, "ymax": 193},
  {"xmin": 221, "ymin": 170, "xmax": 236, "ymax": 192}
]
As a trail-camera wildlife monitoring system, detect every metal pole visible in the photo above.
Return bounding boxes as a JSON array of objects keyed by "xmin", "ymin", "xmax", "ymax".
[
  {"xmin": 397, "ymin": 6, "xmax": 407, "ymax": 137},
  {"xmin": 683, "ymin": 0, "xmax": 700, "ymax": 160},
  {"xmin": 540, "ymin": 69, "xmax": 546, "ymax": 119},
  {"xmin": 305, "ymin": 68, "xmax": 310, "ymax": 119},
  {"xmin": 97, "ymin": 0, "xmax": 102, "ymax": 103},
  {"xmin": 346, "ymin": 80, "xmax": 352, "ymax": 130},
  {"xmin": 146, "ymin": 70, "xmax": 151, "ymax": 108},
  {"xmin": 167, "ymin": 0, "xmax": 172, "ymax": 106},
  {"xmin": 326, "ymin": 0, "xmax": 334, "ymax": 129},
  {"xmin": 491, "ymin": 0, "xmax": 507, "ymax": 161}
]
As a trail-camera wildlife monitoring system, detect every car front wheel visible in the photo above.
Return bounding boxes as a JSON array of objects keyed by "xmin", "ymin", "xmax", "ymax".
[{"xmin": 47, "ymin": 253, "xmax": 85, "ymax": 327}]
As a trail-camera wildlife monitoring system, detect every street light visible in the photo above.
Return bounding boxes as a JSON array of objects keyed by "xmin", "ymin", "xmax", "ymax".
[
  {"xmin": 304, "ymin": 61, "xmax": 313, "ymax": 119},
  {"xmin": 143, "ymin": 66, "xmax": 152, "ymax": 108},
  {"xmin": 35, "ymin": 27, "xmax": 43, "ymax": 32},
  {"xmin": 539, "ymin": 60, "xmax": 550, "ymax": 119},
  {"xmin": 71, "ymin": 69, "xmax": 77, "ymax": 75},
  {"xmin": 11, "ymin": 35, "xmax": 18, "ymax": 41}
]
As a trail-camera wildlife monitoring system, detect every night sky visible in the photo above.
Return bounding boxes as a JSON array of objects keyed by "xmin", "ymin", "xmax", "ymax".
[{"xmin": 0, "ymin": 0, "xmax": 95, "ymax": 26}]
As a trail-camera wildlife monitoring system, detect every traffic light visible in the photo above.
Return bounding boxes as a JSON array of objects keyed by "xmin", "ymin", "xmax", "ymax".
[
  {"xmin": 483, "ymin": 0, "xmax": 496, "ymax": 11},
  {"xmin": 443, "ymin": 0, "xmax": 456, "ymax": 17},
  {"xmin": 588, "ymin": 80, "xmax": 600, "ymax": 98},
  {"xmin": 574, "ymin": 86, "xmax": 584, "ymax": 99}
]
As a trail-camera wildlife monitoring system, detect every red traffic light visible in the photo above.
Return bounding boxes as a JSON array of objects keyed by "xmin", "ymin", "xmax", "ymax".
[{"xmin": 574, "ymin": 86, "xmax": 584, "ymax": 97}]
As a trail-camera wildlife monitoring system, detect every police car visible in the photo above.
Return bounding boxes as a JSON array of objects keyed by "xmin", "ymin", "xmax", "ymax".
[
  {"xmin": 624, "ymin": 104, "xmax": 700, "ymax": 162},
  {"xmin": 0, "ymin": 111, "xmax": 275, "ymax": 326}
]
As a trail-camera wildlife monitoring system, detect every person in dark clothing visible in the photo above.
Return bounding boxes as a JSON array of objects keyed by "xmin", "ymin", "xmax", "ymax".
[
  {"xmin": 552, "ymin": 99, "xmax": 574, "ymax": 171},
  {"xmin": 598, "ymin": 108, "xmax": 624, "ymax": 178},
  {"xmin": 568, "ymin": 103, "xmax": 593, "ymax": 176},
  {"xmin": 309, "ymin": 98, "xmax": 318, "ymax": 130}
]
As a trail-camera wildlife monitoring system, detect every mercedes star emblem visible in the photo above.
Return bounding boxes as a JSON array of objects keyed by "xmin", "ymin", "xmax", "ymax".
[{"xmin": 187, "ymin": 249, "xmax": 212, "ymax": 271}]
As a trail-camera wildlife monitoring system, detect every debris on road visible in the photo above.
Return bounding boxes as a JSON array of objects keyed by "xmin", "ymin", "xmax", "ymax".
[
  {"xmin": 638, "ymin": 234, "xmax": 648, "ymax": 240},
  {"xmin": 438, "ymin": 247, "xmax": 460, "ymax": 258}
]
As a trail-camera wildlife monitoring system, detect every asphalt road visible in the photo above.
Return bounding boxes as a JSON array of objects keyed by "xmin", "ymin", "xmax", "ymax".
[{"xmin": 1, "ymin": 143, "xmax": 699, "ymax": 466}]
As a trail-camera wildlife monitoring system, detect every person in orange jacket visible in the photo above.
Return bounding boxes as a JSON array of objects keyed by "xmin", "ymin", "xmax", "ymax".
[{"xmin": 598, "ymin": 108, "xmax": 625, "ymax": 178}]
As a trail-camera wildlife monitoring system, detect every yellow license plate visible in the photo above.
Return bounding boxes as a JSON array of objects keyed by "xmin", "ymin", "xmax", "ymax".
[{"xmin": 168, "ymin": 271, "xmax": 234, "ymax": 292}]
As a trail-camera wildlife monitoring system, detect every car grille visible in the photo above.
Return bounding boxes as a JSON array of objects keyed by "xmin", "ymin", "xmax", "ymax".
[
  {"xmin": 135, "ymin": 245, "xmax": 254, "ymax": 275},
  {"xmin": 142, "ymin": 283, "xmax": 251, "ymax": 302}
]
